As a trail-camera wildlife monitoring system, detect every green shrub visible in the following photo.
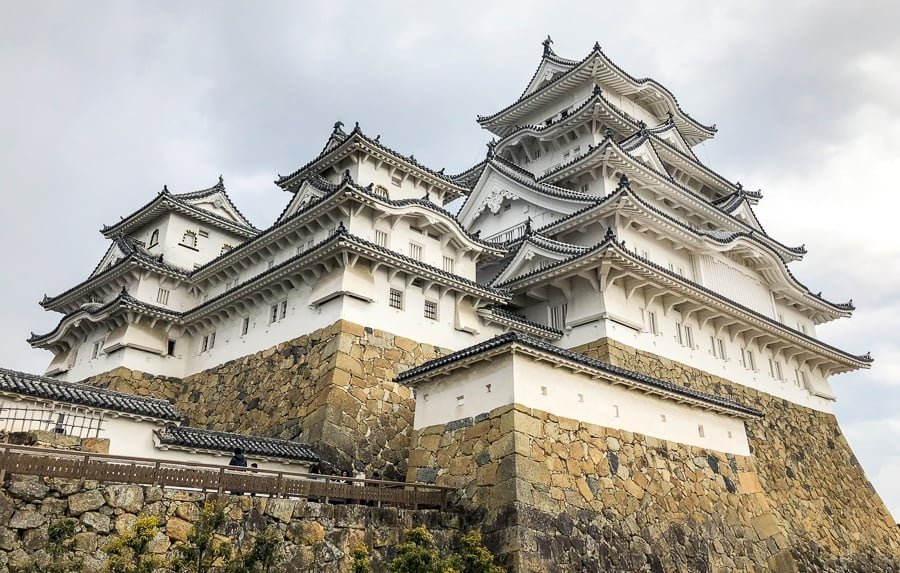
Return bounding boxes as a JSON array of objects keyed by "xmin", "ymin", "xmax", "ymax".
[
  {"xmin": 103, "ymin": 515, "xmax": 167, "ymax": 573},
  {"xmin": 172, "ymin": 500, "xmax": 233, "ymax": 573}
]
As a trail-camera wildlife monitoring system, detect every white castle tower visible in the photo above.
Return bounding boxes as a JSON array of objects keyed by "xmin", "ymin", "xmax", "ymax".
[{"xmin": 24, "ymin": 38, "xmax": 898, "ymax": 571}]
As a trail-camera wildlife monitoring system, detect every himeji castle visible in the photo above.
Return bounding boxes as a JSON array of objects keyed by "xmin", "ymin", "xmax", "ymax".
[{"xmin": 20, "ymin": 38, "xmax": 899, "ymax": 571}]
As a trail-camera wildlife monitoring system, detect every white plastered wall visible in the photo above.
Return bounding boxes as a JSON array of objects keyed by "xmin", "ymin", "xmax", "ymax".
[{"xmin": 411, "ymin": 352, "xmax": 751, "ymax": 456}]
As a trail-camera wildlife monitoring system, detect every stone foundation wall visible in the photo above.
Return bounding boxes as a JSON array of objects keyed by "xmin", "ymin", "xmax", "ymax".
[
  {"xmin": 82, "ymin": 320, "xmax": 447, "ymax": 481},
  {"xmin": 0, "ymin": 474, "xmax": 460, "ymax": 573},
  {"xmin": 409, "ymin": 403, "xmax": 792, "ymax": 572},
  {"xmin": 571, "ymin": 338, "xmax": 900, "ymax": 572}
]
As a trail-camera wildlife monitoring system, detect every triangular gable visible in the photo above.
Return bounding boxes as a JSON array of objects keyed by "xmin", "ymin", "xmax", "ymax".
[
  {"xmin": 650, "ymin": 126, "xmax": 696, "ymax": 159},
  {"xmin": 522, "ymin": 57, "xmax": 576, "ymax": 98},
  {"xmin": 492, "ymin": 239, "xmax": 583, "ymax": 286},
  {"xmin": 722, "ymin": 198, "xmax": 765, "ymax": 233},
  {"xmin": 459, "ymin": 162, "xmax": 596, "ymax": 228},
  {"xmin": 173, "ymin": 182, "xmax": 253, "ymax": 229},
  {"xmin": 320, "ymin": 123, "xmax": 349, "ymax": 155},
  {"xmin": 88, "ymin": 241, "xmax": 130, "ymax": 279},
  {"xmin": 623, "ymin": 138, "xmax": 669, "ymax": 176},
  {"xmin": 276, "ymin": 179, "xmax": 333, "ymax": 222}
]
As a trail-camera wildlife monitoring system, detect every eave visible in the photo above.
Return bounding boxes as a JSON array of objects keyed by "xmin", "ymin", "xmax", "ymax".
[
  {"xmin": 497, "ymin": 237, "xmax": 870, "ymax": 376},
  {"xmin": 275, "ymin": 126, "xmax": 468, "ymax": 202},
  {"xmin": 194, "ymin": 175, "xmax": 504, "ymax": 286},
  {"xmin": 477, "ymin": 44, "xmax": 716, "ymax": 145},
  {"xmin": 41, "ymin": 254, "xmax": 190, "ymax": 315},
  {"xmin": 101, "ymin": 192, "xmax": 259, "ymax": 240},
  {"xmin": 536, "ymin": 141, "xmax": 805, "ymax": 263}
]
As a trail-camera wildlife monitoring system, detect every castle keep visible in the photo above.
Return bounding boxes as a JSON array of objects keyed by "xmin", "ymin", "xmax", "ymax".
[{"xmin": 20, "ymin": 38, "xmax": 899, "ymax": 570}]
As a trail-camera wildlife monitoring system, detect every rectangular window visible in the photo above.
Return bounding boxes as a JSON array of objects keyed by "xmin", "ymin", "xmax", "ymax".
[
  {"xmin": 167, "ymin": 339, "xmax": 176, "ymax": 356},
  {"xmin": 794, "ymin": 368, "xmax": 802, "ymax": 387},
  {"xmin": 389, "ymin": 288, "xmax": 404, "ymax": 309},
  {"xmin": 709, "ymin": 337, "xmax": 727, "ymax": 360},
  {"xmin": 800, "ymin": 371, "xmax": 809, "ymax": 389},
  {"xmin": 675, "ymin": 322, "xmax": 683, "ymax": 345},
  {"xmin": 769, "ymin": 358, "xmax": 783, "ymax": 381},
  {"xmin": 269, "ymin": 304, "xmax": 279, "ymax": 324},
  {"xmin": 91, "ymin": 341, "xmax": 102, "ymax": 359},
  {"xmin": 279, "ymin": 300, "xmax": 288, "ymax": 320},
  {"xmin": 533, "ymin": 149, "xmax": 541, "ymax": 159},
  {"xmin": 549, "ymin": 304, "xmax": 568, "ymax": 330},
  {"xmin": 799, "ymin": 323, "xmax": 808, "ymax": 334},
  {"xmin": 156, "ymin": 288, "xmax": 170, "ymax": 305},
  {"xmin": 375, "ymin": 230, "xmax": 388, "ymax": 247},
  {"xmin": 580, "ymin": 183, "xmax": 589, "ymax": 193},
  {"xmin": 241, "ymin": 317, "xmax": 250, "ymax": 336},
  {"xmin": 698, "ymin": 424, "xmax": 705, "ymax": 438},
  {"xmin": 208, "ymin": 332, "xmax": 216, "ymax": 350},
  {"xmin": 201, "ymin": 335, "xmax": 209, "ymax": 353},
  {"xmin": 307, "ymin": 240, "xmax": 314, "ymax": 249},
  {"xmin": 391, "ymin": 175, "xmax": 402, "ymax": 187},
  {"xmin": 646, "ymin": 311, "xmax": 658, "ymax": 335},
  {"xmin": 409, "ymin": 242, "xmax": 423, "ymax": 261},
  {"xmin": 198, "ymin": 229, "xmax": 209, "ymax": 238},
  {"xmin": 424, "ymin": 300, "xmax": 438, "ymax": 320},
  {"xmin": 443, "ymin": 256, "xmax": 454, "ymax": 273},
  {"xmin": 684, "ymin": 325, "xmax": 694, "ymax": 349},
  {"xmin": 741, "ymin": 348, "xmax": 756, "ymax": 371}
]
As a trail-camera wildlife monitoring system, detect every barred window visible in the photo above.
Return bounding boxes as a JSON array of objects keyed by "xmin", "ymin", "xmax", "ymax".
[
  {"xmin": 389, "ymin": 288, "xmax": 404, "ymax": 309},
  {"xmin": 156, "ymin": 288, "xmax": 170, "ymax": 305},
  {"xmin": 241, "ymin": 317, "xmax": 250, "ymax": 336},
  {"xmin": 375, "ymin": 230, "xmax": 388, "ymax": 247},
  {"xmin": 549, "ymin": 304, "xmax": 567, "ymax": 330},
  {"xmin": 279, "ymin": 300, "xmax": 288, "ymax": 320},
  {"xmin": 149, "ymin": 229, "xmax": 159, "ymax": 248},
  {"xmin": 424, "ymin": 300, "xmax": 438, "ymax": 320},
  {"xmin": 443, "ymin": 256, "xmax": 454, "ymax": 273},
  {"xmin": 409, "ymin": 242, "xmax": 423, "ymax": 261}
]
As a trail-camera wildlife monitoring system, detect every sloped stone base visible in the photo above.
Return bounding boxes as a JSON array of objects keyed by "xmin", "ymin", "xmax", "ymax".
[{"xmin": 81, "ymin": 320, "xmax": 447, "ymax": 480}]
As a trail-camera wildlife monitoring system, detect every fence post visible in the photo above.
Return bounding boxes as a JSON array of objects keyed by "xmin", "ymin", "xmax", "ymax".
[
  {"xmin": 217, "ymin": 467, "xmax": 224, "ymax": 494},
  {"xmin": 413, "ymin": 484, "xmax": 419, "ymax": 511},
  {"xmin": 274, "ymin": 472, "xmax": 283, "ymax": 499},
  {"xmin": 152, "ymin": 461, "xmax": 160, "ymax": 487}
]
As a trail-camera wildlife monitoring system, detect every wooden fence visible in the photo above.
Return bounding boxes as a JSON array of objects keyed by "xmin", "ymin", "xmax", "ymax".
[{"xmin": 0, "ymin": 444, "xmax": 451, "ymax": 510}]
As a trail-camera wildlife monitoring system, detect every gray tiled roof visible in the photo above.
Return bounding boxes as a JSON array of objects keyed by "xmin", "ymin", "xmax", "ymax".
[
  {"xmin": 0, "ymin": 367, "xmax": 180, "ymax": 421},
  {"xmin": 155, "ymin": 425, "xmax": 319, "ymax": 462}
]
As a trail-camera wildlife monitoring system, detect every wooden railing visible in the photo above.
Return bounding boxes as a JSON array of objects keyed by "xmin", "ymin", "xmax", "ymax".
[{"xmin": 0, "ymin": 444, "xmax": 451, "ymax": 510}]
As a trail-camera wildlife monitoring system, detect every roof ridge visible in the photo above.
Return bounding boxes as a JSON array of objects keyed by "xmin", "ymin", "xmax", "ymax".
[
  {"xmin": 0, "ymin": 367, "xmax": 180, "ymax": 420},
  {"xmin": 275, "ymin": 123, "xmax": 460, "ymax": 188}
]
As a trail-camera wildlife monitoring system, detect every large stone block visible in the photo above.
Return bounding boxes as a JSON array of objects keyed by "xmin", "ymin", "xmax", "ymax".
[{"xmin": 68, "ymin": 490, "xmax": 106, "ymax": 516}]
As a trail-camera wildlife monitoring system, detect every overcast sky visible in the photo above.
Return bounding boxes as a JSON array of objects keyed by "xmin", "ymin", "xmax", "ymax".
[{"xmin": 1, "ymin": 1, "xmax": 898, "ymax": 518}]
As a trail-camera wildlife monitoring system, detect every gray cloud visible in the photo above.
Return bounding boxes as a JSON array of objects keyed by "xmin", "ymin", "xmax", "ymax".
[{"xmin": 1, "ymin": 0, "xmax": 897, "ymax": 518}]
